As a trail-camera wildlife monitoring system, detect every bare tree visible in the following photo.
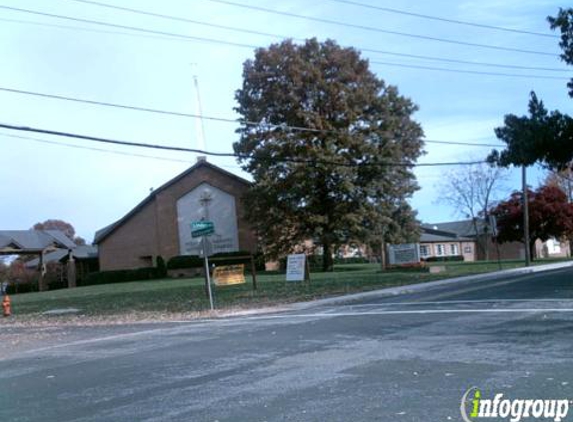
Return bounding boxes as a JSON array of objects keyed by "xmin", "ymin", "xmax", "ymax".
[
  {"xmin": 544, "ymin": 167, "xmax": 573, "ymax": 254},
  {"xmin": 545, "ymin": 168, "xmax": 573, "ymax": 203},
  {"xmin": 436, "ymin": 160, "xmax": 508, "ymax": 259}
]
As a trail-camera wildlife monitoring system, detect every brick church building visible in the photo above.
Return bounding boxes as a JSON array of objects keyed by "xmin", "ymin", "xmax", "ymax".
[{"xmin": 94, "ymin": 158, "xmax": 257, "ymax": 271}]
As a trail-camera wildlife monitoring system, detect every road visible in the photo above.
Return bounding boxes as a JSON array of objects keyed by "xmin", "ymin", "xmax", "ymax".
[{"xmin": 2, "ymin": 267, "xmax": 573, "ymax": 422}]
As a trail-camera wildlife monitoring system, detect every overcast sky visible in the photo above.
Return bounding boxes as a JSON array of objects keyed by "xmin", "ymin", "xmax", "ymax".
[{"xmin": 0, "ymin": 0, "xmax": 570, "ymax": 242}]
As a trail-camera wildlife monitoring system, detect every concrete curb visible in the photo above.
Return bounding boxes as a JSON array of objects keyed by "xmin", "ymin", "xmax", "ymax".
[{"xmin": 288, "ymin": 260, "xmax": 573, "ymax": 310}]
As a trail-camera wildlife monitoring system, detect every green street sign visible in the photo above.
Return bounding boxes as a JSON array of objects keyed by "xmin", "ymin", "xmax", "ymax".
[{"xmin": 191, "ymin": 221, "xmax": 215, "ymax": 238}]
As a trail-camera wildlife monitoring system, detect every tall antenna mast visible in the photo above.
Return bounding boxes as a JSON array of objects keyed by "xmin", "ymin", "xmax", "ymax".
[{"xmin": 191, "ymin": 63, "xmax": 206, "ymax": 154}]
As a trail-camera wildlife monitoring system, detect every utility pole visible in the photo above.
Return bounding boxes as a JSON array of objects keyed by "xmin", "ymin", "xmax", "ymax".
[{"xmin": 522, "ymin": 165, "xmax": 531, "ymax": 266}]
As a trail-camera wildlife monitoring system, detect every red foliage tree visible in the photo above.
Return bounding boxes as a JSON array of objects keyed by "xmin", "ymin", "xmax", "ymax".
[{"xmin": 491, "ymin": 185, "xmax": 573, "ymax": 260}]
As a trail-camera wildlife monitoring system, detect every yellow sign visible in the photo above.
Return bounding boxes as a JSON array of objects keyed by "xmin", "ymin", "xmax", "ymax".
[{"xmin": 213, "ymin": 264, "xmax": 246, "ymax": 286}]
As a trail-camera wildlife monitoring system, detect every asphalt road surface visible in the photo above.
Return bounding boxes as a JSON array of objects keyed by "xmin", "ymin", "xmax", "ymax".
[{"xmin": 2, "ymin": 267, "xmax": 573, "ymax": 422}]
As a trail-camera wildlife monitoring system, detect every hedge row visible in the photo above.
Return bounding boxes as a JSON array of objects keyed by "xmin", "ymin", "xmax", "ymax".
[
  {"xmin": 167, "ymin": 255, "xmax": 203, "ymax": 270},
  {"xmin": 334, "ymin": 257, "xmax": 369, "ymax": 265},
  {"xmin": 167, "ymin": 251, "xmax": 265, "ymax": 271},
  {"xmin": 422, "ymin": 255, "xmax": 464, "ymax": 262}
]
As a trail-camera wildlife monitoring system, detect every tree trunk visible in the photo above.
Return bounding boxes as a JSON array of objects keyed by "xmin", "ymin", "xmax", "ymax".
[
  {"xmin": 471, "ymin": 218, "xmax": 486, "ymax": 260},
  {"xmin": 38, "ymin": 252, "xmax": 46, "ymax": 292},
  {"xmin": 322, "ymin": 241, "xmax": 334, "ymax": 272},
  {"xmin": 483, "ymin": 216, "xmax": 490, "ymax": 261},
  {"xmin": 380, "ymin": 238, "xmax": 387, "ymax": 271}
]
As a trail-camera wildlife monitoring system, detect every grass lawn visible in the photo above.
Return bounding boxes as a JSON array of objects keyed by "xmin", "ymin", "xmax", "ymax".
[{"xmin": 6, "ymin": 258, "xmax": 572, "ymax": 319}]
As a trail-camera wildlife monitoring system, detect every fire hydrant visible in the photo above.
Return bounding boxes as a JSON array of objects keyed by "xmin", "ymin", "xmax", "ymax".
[{"xmin": 2, "ymin": 295, "xmax": 11, "ymax": 317}]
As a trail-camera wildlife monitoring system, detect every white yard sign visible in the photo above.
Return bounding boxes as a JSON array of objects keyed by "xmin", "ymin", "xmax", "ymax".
[
  {"xmin": 286, "ymin": 254, "xmax": 306, "ymax": 282},
  {"xmin": 387, "ymin": 243, "xmax": 420, "ymax": 265}
]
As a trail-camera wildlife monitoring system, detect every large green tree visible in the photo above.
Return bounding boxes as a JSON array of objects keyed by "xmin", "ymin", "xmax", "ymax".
[
  {"xmin": 488, "ymin": 92, "xmax": 571, "ymax": 169},
  {"xmin": 549, "ymin": 8, "xmax": 573, "ymax": 97},
  {"xmin": 489, "ymin": 10, "xmax": 573, "ymax": 169},
  {"xmin": 234, "ymin": 39, "xmax": 424, "ymax": 271}
]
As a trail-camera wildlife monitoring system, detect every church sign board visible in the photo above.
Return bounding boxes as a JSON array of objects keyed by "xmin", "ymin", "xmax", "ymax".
[
  {"xmin": 177, "ymin": 183, "xmax": 240, "ymax": 256},
  {"xmin": 387, "ymin": 243, "xmax": 420, "ymax": 266},
  {"xmin": 213, "ymin": 264, "xmax": 246, "ymax": 286}
]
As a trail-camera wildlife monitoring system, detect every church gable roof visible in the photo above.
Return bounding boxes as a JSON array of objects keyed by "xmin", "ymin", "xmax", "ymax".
[{"xmin": 94, "ymin": 160, "xmax": 251, "ymax": 244}]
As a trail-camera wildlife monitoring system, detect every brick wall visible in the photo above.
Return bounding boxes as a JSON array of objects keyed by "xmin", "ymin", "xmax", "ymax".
[{"xmin": 98, "ymin": 163, "xmax": 257, "ymax": 271}]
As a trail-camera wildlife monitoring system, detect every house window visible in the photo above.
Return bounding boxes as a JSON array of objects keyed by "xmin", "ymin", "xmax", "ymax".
[
  {"xmin": 420, "ymin": 245, "xmax": 429, "ymax": 258},
  {"xmin": 436, "ymin": 244, "xmax": 445, "ymax": 256},
  {"xmin": 450, "ymin": 244, "xmax": 459, "ymax": 255},
  {"xmin": 464, "ymin": 246, "xmax": 472, "ymax": 254}
]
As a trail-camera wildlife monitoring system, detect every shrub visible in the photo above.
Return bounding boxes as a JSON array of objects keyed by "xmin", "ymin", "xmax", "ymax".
[
  {"xmin": 5, "ymin": 281, "xmax": 37, "ymax": 295},
  {"xmin": 210, "ymin": 250, "xmax": 258, "ymax": 268},
  {"xmin": 423, "ymin": 255, "xmax": 464, "ymax": 262},
  {"xmin": 334, "ymin": 257, "xmax": 369, "ymax": 265},
  {"xmin": 80, "ymin": 267, "xmax": 161, "ymax": 287},
  {"xmin": 211, "ymin": 250, "xmax": 253, "ymax": 258},
  {"xmin": 167, "ymin": 255, "xmax": 203, "ymax": 270},
  {"xmin": 156, "ymin": 256, "xmax": 167, "ymax": 278},
  {"xmin": 385, "ymin": 262, "xmax": 428, "ymax": 272}
]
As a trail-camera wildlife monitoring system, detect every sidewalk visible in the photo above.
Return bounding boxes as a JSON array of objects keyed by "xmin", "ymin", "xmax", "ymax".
[{"xmin": 290, "ymin": 260, "xmax": 573, "ymax": 310}]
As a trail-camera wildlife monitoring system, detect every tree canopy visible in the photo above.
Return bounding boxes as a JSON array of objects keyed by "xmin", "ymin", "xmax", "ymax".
[
  {"xmin": 489, "ymin": 92, "xmax": 572, "ymax": 169},
  {"xmin": 233, "ymin": 39, "xmax": 424, "ymax": 271},
  {"xmin": 488, "ymin": 10, "xmax": 573, "ymax": 170},
  {"xmin": 548, "ymin": 8, "xmax": 573, "ymax": 97},
  {"xmin": 491, "ymin": 185, "xmax": 573, "ymax": 259}
]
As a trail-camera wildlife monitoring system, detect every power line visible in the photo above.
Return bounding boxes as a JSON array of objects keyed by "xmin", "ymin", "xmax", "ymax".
[
  {"xmin": 369, "ymin": 60, "xmax": 568, "ymax": 80},
  {"xmin": 65, "ymin": 0, "xmax": 294, "ymax": 40},
  {"xmin": 0, "ymin": 122, "xmax": 488, "ymax": 167},
  {"xmin": 204, "ymin": 0, "xmax": 559, "ymax": 57},
  {"xmin": 327, "ymin": 0, "xmax": 558, "ymax": 39},
  {"xmin": 0, "ymin": 86, "xmax": 505, "ymax": 147},
  {"xmin": 0, "ymin": 16, "xmax": 185, "ymax": 43},
  {"xmin": 0, "ymin": 5, "xmax": 260, "ymax": 49},
  {"xmin": 0, "ymin": 86, "xmax": 326, "ymax": 134},
  {"xmin": 422, "ymin": 139, "xmax": 501, "ymax": 147},
  {"xmin": 66, "ymin": 0, "xmax": 567, "ymax": 72},
  {"xmin": 0, "ymin": 132, "xmax": 245, "ymax": 170},
  {"xmin": 1, "ymin": 11, "xmax": 567, "ymax": 73},
  {"xmin": 0, "ymin": 3, "xmax": 558, "ymax": 58},
  {"xmin": 0, "ymin": 132, "xmax": 192, "ymax": 163}
]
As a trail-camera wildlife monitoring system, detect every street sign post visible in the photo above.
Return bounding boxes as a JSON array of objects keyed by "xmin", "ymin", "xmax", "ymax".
[{"xmin": 191, "ymin": 221, "xmax": 215, "ymax": 310}]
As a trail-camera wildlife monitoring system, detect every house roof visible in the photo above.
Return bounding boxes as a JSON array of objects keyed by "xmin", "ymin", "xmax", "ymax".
[
  {"xmin": 419, "ymin": 226, "xmax": 472, "ymax": 243},
  {"xmin": 0, "ymin": 230, "xmax": 76, "ymax": 252},
  {"xmin": 422, "ymin": 219, "xmax": 486, "ymax": 238},
  {"xmin": 94, "ymin": 160, "xmax": 251, "ymax": 244},
  {"xmin": 25, "ymin": 245, "xmax": 98, "ymax": 268}
]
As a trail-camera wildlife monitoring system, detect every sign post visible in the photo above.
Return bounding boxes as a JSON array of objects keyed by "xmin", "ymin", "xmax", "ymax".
[{"xmin": 192, "ymin": 221, "xmax": 215, "ymax": 311}]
